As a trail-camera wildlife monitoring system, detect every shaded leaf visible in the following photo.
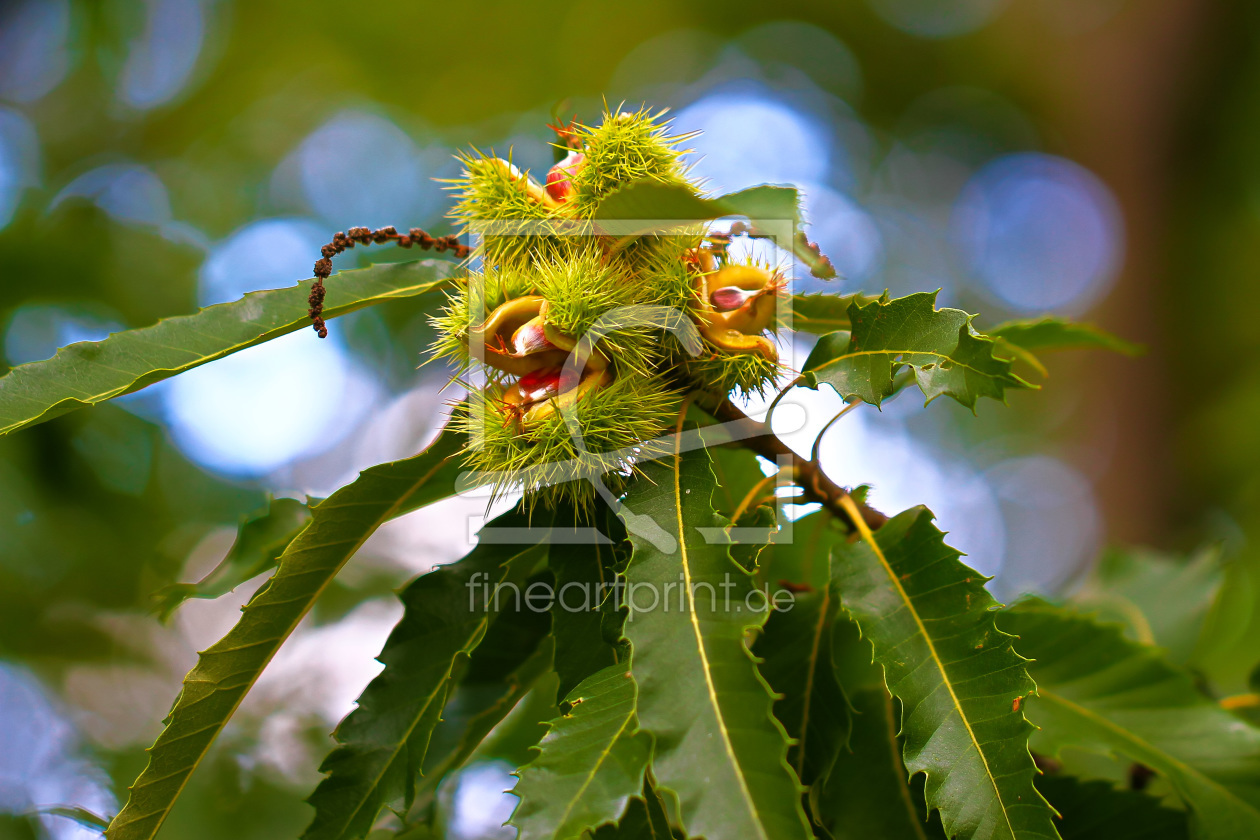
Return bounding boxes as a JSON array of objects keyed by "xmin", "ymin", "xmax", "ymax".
[
  {"xmin": 707, "ymin": 445, "xmax": 769, "ymax": 521},
  {"xmin": 592, "ymin": 180, "xmax": 835, "ymax": 278},
  {"xmin": 989, "ymin": 318, "xmax": 1143, "ymax": 356},
  {"xmin": 802, "ymin": 292, "xmax": 1030, "ymax": 409},
  {"xmin": 1001, "ymin": 601, "xmax": 1260, "ymax": 840},
  {"xmin": 1070, "ymin": 545, "xmax": 1223, "ymax": 663},
  {"xmin": 587, "ymin": 779, "xmax": 676, "ymax": 840},
  {"xmin": 549, "ymin": 503, "xmax": 622, "ymax": 702},
  {"xmin": 106, "ymin": 426, "xmax": 466, "ymax": 840},
  {"xmin": 510, "ymin": 663, "xmax": 653, "ymax": 840},
  {"xmin": 1193, "ymin": 549, "xmax": 1260, "ymax": 694},
  {"xmin": 816, "ymin": 687, "xmax": 944, "ymax": 840},
  {"xmin": 304, "ymin": 509, "xmax": 550, "ymax": 840},
  {"xmin": 1034, "ymin": 776, "xmax": 1189, "ymax": 840},
  {"xmin": 832, "ymin": 506, "xmax": 1057, "ymax": 840},
  {"xmin": 755, "ymin": 513, "xmax": 852, "ymax": 787},
  {"xmin": 152, "ymin": 496, "xmax": 314, "ymax": 621},
  {"xmin": 409, "ymin": 635, "xmax": 555, "ymax": 816},
  {"xmin": 0, "ymin": 259, "xmax": 456, "ymax": 437},
  {"xmin": 616, "ymin": 444, "xmax": 812, "ymax": 840}
]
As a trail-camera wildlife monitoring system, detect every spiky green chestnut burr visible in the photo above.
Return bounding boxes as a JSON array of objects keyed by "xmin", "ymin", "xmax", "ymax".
[{"xmin": 433, "ymin": 109, "xmax": 797, "ymax": 507}]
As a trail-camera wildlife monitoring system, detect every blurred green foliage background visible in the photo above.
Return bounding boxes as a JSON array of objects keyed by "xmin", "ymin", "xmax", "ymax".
[{"xmin": 1, "ymin": 0, "xmax": 1258, "ymax": 837}]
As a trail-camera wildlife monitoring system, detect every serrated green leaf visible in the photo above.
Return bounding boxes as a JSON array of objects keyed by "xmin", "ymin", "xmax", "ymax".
[
  {"xmin": 105, "ymin": 426, "xmax": 466, "ymax": 840},
  {"xmin": 801, "ymin": 292, "xmax": 1031, "ymax": 409},
  {"xmin": 510, "ymin": 663, "xmax": 653, "ymax": 840},
  {"xmin": 1034, "ymin": 776, "xmax": 1189, "ymax": 840},
  {"xmin": 708, "ymin": 445, "xmax": 769, "ymax": 520},
  {"xmin": 1000, "ymin": 601, "xmax": 1260, "ymax": 840},
  {"xmin": 1070, "ymin": 545, "xmax": 1223, "ymax": 664},
  {"xmin": 591, "ymin": 180, "xmax": 836, "ymax": 278},
  {"xmin": 152, "ymin": 496, "xmax": 314, "ymax": 621},
  {"xmin": 833, "ymin": 506, "xmax": 1057, "ymax": 840},
  {"xmin": 815, "ymin": 686, "xmax": 943, "ymax": 840},
  {"xmin": 303, "ymin": 509, "xmax": 549, "ymax": 840},
  {"xmin": 587, "ymin": 780, "xmax": 675, "ymax": 840},
  {"xmin": 789, "ymin": 293, "xmax": 880, "ymax": 335},
  {"xmin": 0, "ymin": 259, "xmax": 455, "ymax": 438},
  {"xmin": 409, "ymin": 634, "xmax": 555, "ymax": 817},
  {"xmin": 988, "ymin": 318, "xmax": 1143, "ymax": 356},
  {"xmin": 755, "ymin": 513, "xmax": 852, "ymax": 787},
  {"xmin": 616, "ymin": 444, "xmax": 812, "ymax": 840},
  {"xmin": 1193, "ymin": 549, "xmax": 1260, "ymax": 694},
  {"xmin": 549, "ymin": 504, "xmax": 621, "ymax": 703}
]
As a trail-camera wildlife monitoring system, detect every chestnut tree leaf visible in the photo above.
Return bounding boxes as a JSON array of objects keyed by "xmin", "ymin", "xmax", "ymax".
[
  {"xmin": 106, "ymin": 425, "xmax": 466, "ymax": 840},
  {"xmin": 592, "ymin": 180, "xmax": 836, "ymax": 278},
  {"xmin": 302, "ymin": 509, "xmax": 552, "ymax": 840},
  {"xmin": 802, "ymin": 292, "xmax": 1031, "ymax": 409},
  {"xmin": 0, "ymin": 258, "xmax": 456, "ymax": 437},
  {"xmin": 614, "ymin": 444, "xmax": 812, "ymax": 840},
  {"xmin": 509, "ymin": 663, "xmax": 653, "ymax": 840},
  {"xmin": 832, "ymin": 506, "xmax": 1058, "ymax": 840},
  {"xmin": 1001, "ymin": 601, "xmax": 1260, "ymax": 840}
]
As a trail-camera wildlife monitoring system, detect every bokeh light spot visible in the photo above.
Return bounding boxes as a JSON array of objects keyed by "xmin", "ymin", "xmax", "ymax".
[
  {"xmin": 987, "ymin": 456, "xmax": 1101, "ymax": 598},
  {"xmin": 0, "ymin": 664, "xmax": 114, "ymax": 840},
  {"xmin": 675, "ymin": 93, "xmax": 830, "ymax": 193},
  {"xmin": 0, "ymin": 107, "xmax": 40, "ymax": 230},
  {"xmin": 450, "ymin": 761, "xmax": 516, "ymax": 839},
  {"xmin": 118, "ymin": 0, "xmax": 206, "ymax": 110},
  {"xmin": 0, "ymin": 0, "xmax": 71, "ymax": 103},
  {"xmin": 199, "ymin": 217, "xmax": 327, "ymax": 306},
  {"xmin": 298, "ymin": 111, "xmax": 431, "ymax": 226},
  {"xmin": 4, "ymin": 304, "xmax": 123, "ymax": 367},
  {"xmin": 799, "ymin": 183, "xmax": 884, "ymax": 288},
  {"xmin": 866, "ymin": 0, "xmax": 1011, "ymax": 39},
  {"xmin": 952, "ymin": 153, "xmax": 1123, "ymax": 314},
  {"xmin": 54, "ymin": 164, "xmax": 172, "ymax": 227},
  {"xmin": 163, "ymin": 329, "xmax": 375, "ymax": 477}
]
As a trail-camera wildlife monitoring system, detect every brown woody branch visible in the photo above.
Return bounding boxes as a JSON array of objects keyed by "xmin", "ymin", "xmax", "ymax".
[{"xmin": 708, "ymin": 397, "xmax": 888, "ymax": 533}]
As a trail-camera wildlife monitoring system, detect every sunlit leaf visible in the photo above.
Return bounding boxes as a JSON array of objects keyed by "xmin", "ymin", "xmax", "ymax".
[
  {"xmin": 616, "ymin": 443, "xmax": 812, "ymax": 840},
  {"xmin": 152, "ymin": 496, "xmax": 314, "ymax": 621},
  {"xmin": 1001, "ymin": 601, "xmax": 1260, "ymax": 840},
  {"xmin": 105, "ymin": 425, "xmax": 466, "ymax": 840},
  {"xmin": 789, "ymin": 293, "xmax": 879, "ymax": 335},
  {"xmin": 802, "ymin": 292, "xmax": 1031, "ymax": 409},
  {"xmin": 510, "ymin": 663, "xmax": 653, "ymax": 840},
  {"xmin": 303, "ymin": 509, "xmax": 551, "ymax": 840},
  {"xmin": 833, "ymin": 505, "xmax": 1057, "ymax": 840},
  {"xmin": 592, "ymin": 180, "xmax": 836, "ymax": 278},
  {"xmin": 0, "ymin": 259, "xmax": 456, "ymax": 437}
]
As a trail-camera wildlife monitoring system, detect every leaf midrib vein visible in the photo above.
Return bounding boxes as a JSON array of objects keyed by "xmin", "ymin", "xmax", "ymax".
[
  {"xmin": 1036, "ymin": 689, "xmax": 1260, "ymax": 817},
  {"xmin": 110, "ymin": 452, "xmax": 455, "ymax": 840},
  {"xmin": 840, "ymin": 499, "xmax": 1018, "ymax": 840},
  {"xmin": 671, "ymin": 435, "xmax": 765, "ymax": 840}
]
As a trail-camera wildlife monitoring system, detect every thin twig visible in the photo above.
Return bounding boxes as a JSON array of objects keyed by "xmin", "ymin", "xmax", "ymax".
[
  {"xmin": 707, "ymin": 397, "xmax": 887, "ymax": 532},
  {"xmin": 811, "ymin": 398, "xmax": 862, "ymax": 464}
]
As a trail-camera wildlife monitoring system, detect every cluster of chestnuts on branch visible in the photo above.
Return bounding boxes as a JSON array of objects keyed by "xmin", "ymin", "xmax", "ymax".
[{"xmin": 317, "ymin": 108, "xmax": 799, "ymax": 508}]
